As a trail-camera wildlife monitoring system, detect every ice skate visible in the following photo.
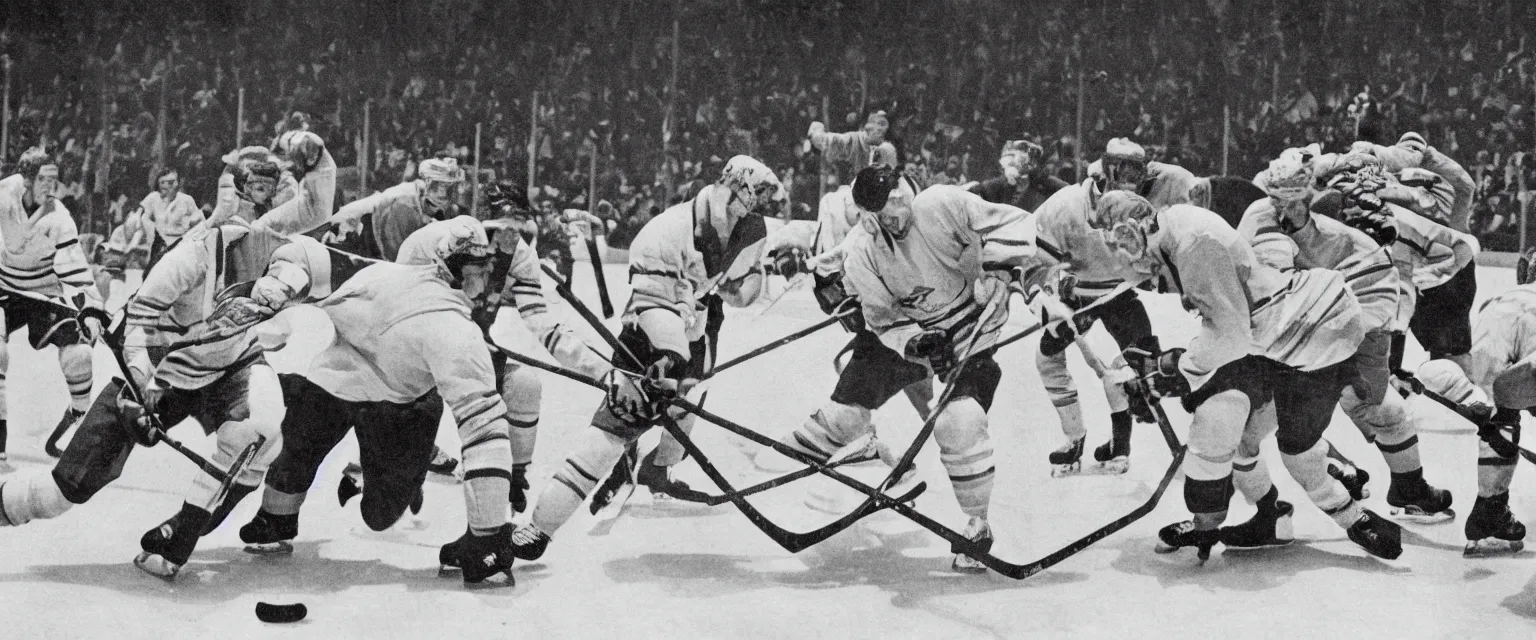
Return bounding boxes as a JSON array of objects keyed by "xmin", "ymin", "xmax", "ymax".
[
  {"xmin": 951, "ymin": 517, "xmax": 993, "ymax": 573},
  {"xmin": 1154, "ymin": 520, "xmax": 1220, "ymax": 560},
  {"xmin": 427, "ymin": 445, "xmax": 461, "ymax": 479},
  {"xmin": 337, "ymin": 462, "xmax": 424, "ymax": 514},
  {"xmin": 240, "ymin": 509, "xmax": 299, "ymax": 555},
  {"xmin": 1092, "ymin": 420, "xmax": 1131, "ymax": 475},
  {"xmin": 1386, "ymin": 478, "xmax": 1454, "ymax": 524},
  {"xmin": 134, "ymin": 516, "xmax": 185, "ymax": 580},
  {"xmin": 457, "ymin": 524, "xmax": 515, "ymax": 587},
  {"xmin": 804, "ymin": 437, "xmax": 919, "ymax": 514},
  {"xmin": 438, "ymin": 529, "xmax": 472, "ymax": 573},
  {"xmin": 43, "ymin": 407, "xmax": 84, "ymax": 459},
  {"xmin": 1327, "ymin": 460, "xmax": 1371, "ymax": 501},
  {"xmin": 1346, "ymin": 508, "xmax": 1403, "ymax": 559},
  {"xmin": 1464, "ymin": 493, "xmax": 1526, "ymax": 558},
  {"xmin": 1048, "ymin": 437, "xmax": 1085, "ymax": 478},
  {"xmin": 636, "ymin": 460, "xmax": 710, "ymax": 504},
  {"xmin": 589, "ymin": 445, "xmax": 638, "ymax": 517},
  {"xmin": 509, "ymin": 522, "xmax": 551, "ymax": 561},
  {"xmin": 1220, "ymin": 501, "xmax": 1295, "ymax": 551}
]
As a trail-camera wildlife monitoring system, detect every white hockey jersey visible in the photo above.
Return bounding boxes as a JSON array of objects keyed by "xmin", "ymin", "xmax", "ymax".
[
  {"xmin": 0, "ymin": 175, "xmax": 99, "ymax": 300},
  {"xmin": 841, "ymin": 185, "xmax": 1039, "ymax": 359},
  {"xmin": 330, "ymin": 181, "xmax": 436, "ymax": 261}
]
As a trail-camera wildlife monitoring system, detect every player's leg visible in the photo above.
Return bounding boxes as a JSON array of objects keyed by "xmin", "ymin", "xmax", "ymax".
[
  {"xmin": 1154, "ymin": 358, "xmax": 1260, "ymax": 558},
  {"xmin": 241, "ymin": 373, "xmax": 351, "ymax": 551},
  {"xmin": 1036, "ymin": 341, "xmax": 1087, "ymax": 474},
  {"xmin": 1091, "ymin": 290, "xmax": 1155, "ymax": 466},
  {"xmin": 29, "ymin": 302, "xmax": 92, "ymax": 457},
  {"xmin": 500, "ymin": 360, "xmax": 541, "ymax": 514},
  {"xmin": 512, "ymin": 408, "xmax": 646, "ymax": 561},
  {"xmin": 937, "ymin": 352, "xmax": 1001, "ymax": 573},
  {"xmin": 353, "ymin": 390, "xmax": 444, "ymax": 532},
  {"xmin": 1454, "ymin": 305, "xmax": 1530, "ymax": 555},
  {"xmin": 136, "ymin": 363, "xmax": 286, "ymax": 577},
  {"xmin": 0, "ymin": 309, "xmax": 9, "ymax": 460},
  {"xmin": 1341, "ymin": 332, "xmax": 1452, "ymax": 521},
  {"xmin": 1, "ymin": 378, "xmax": 135, "ymax": 526}
]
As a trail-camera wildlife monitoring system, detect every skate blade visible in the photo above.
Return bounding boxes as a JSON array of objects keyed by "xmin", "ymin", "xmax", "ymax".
[
  {"xmin": 1053, "ymin": 462, "xmax": 1128, "ymax": 478},
  {"xmin": 462, "ymin": 571, "xmax": 516, "ymax": 589},
  {"xmin": 438, "ymin": 564, "xmax": 463, "ymax": 576},
  {"xmin": 1050, "ymin": 463, "xmax": 1082, "ymax": 478},
  {"xmin": 1464, "ymin": 539, "xmax": 1525, "ymax": 558},
  {"xmin": 1223, "ymin": 540, "xmax": 1296, "ymax": 553},
  {"xmin": 588, "ymin": 484, "xmax": 636, "ymax": 535},
  {"xmin": 133, "ymin": 552, "xmax": 181, "ymax": 580},
  {"xmin": 242, "ymin": 541, "xmax": 295, "ymax": 555},
  {"xmin": 951, "ymin": 557, "xmax": 989, "ymax": 574},
  {"xmin": 1388, "ymin": 506, "xmax": 1455, "ymax": 524}
]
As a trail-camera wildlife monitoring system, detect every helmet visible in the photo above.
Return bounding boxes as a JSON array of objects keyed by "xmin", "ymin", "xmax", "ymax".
[
  {"xmin": 398, "ymin": 216, "xmax": 491, "ymax": 287},
  {"xmin": 274, "ymin": 130, "xmax": 325, "ymax": 175},
  {"xmin": 850, "ymin": 165, "xmax": 919, "ymax": 240},
  {"xmin": 717, "ymin": 155, "xmax": 785, "ymax": 216},
  {"xmin": 1256, "ymin": 145, "xmax": 1319, "ymax": 199},
  {"xmin": 1088, "ymin": 190, "xmax": 1158, "ymax": 263},
  {"xmin": 418, "ymin": 157, "xmax": 465, "ymax": 184},
  {"xmin": 1099, "ymin": 138, "xmax": 1148, "ymax": 192}
]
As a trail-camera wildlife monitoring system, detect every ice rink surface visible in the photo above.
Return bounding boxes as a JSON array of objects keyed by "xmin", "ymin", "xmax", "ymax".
[{"xmin": 2, "ymin": 263, "xmax": 1534, "ymax": 639}]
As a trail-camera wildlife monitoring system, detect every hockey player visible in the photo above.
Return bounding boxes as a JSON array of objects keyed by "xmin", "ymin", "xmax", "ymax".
[
  {"xmin": 238, "ymin": 216, "xmax": 522, "ymax": 586},
  {"xmin": 766, "ymin": 166, "xmax": 1043, "ymax": 572},
  {"xmin": 1087, "ymin": 190, "xmax": 1404, "ymax": 559},
  {"xmin": 1241, "ymin": 146, "xmax": 1454, "ymax": 523},
  {"xmin": 0, "ymin": 148, "xmax": 106, "ymax": 459},
  {"xmin": 1030, "ymin": 138, "xmax": 1195, "ymax": 476},
  {"xmin": 969, "ymin": 139, "xmax": 1070, "ymax": 213},
  {"xmin": 0, "ymin": 131, "xmax": 336, "ymax": 579},
  {"xmin": 212, "ymin": 146, "xmax": 300, "ymax": 226},
  {"xmin": 140, "ymin": 168, "xmax": 202, "ymax": 268},
  {"xmin": 93, "ymin": 204, "xmax": 152, "ymax": 302},
  {"xmin": 507, "ymin": 156, "xmax": 784, "ymax": 562},
  {"xmin": 430, "ymin": 183, "xmax": 610, "ymax": 517},
  {"xmin": 327, "ymin": 156, "xmax": 465, "ymax": 260}
]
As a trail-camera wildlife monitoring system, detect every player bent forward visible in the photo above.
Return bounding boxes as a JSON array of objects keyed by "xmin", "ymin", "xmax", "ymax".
[
  {"xmin": 238, "ymin": 217, "xmax": 524, "ymax": 586},
  {"xmin": 1088, "ymin": 191, "xmax": 1405, "ymax": 559}
]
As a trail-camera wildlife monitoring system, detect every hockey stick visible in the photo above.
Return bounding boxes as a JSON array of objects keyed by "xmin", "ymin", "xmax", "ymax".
[
  {"xmin": 484, "ymin": 339, "xmax": 884, "ymax": 506},
  {"xmin": 703, "ymin": 307, "xmax": 853, "ymax": 380},
  {"xmin": 1392, "ymin": 370, "xmax": 1536, "ymax": 464},
  {"xmin": 76, "ymin": 308, "xmax": 265, "ymax": 508},
  {"xmin": 583, "ymin": 231, "xmax": 616, "ymax": 318}
]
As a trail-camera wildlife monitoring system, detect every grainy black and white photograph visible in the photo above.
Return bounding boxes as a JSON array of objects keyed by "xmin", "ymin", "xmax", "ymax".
[{"xmin": 1, "ymin": 0, "xmax": 1534, "ymax": 637}]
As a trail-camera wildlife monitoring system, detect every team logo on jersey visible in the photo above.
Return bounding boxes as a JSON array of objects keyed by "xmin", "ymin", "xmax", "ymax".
[{"xmin": 897, "ymin": 286, "xmax": 935, "ymax": 309}]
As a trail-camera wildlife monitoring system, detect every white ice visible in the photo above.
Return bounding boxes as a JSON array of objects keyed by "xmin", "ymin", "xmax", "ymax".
[{"xmin": 2, "ymin": 263, "xmax": 1534, "ymax": 639}]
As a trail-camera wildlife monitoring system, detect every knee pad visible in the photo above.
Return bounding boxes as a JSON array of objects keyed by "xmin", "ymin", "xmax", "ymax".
[
  {"xmin": 783, "ymin": 403, "xmax": 872, "ymax": 460},
  {"xmin": 1185, "ymin": 390, "xmax": 1249, "ymax": 463},
  {"xmin": 219, "ymin": 419, "xmax": 284, "ymax": 483},
  {"xmin": 501, "ymin": 365, "xmax": 543, "ymax": 465},
  {"xmin": 1341, "ymin": 386, "xmax": 1410, "ymax": 442},
  {"xmin": 1101, "ymin": 371, "xmax": 1130, "ymax": 414},
  {"xmin": 934, "ymin": 399, "xmax": 989, "ymax": 457},
  {"xmin": 0, "ymin": 474, "xmax": 73, "ymax": 526}
]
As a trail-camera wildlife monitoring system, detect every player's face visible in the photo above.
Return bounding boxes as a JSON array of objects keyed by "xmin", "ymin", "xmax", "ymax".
[
  {"xmin": 1270, "ymin": 192, "xmax": 1310, "ymax": 221},
  {"xmin": 1000, "ymin": 151, "xmax": 1026, "ymax": 180},
  {"xmin": 864, "ymin": 121, "xmax": 888, "ymax": 143},
  {"xmin": 1103, "ymin": 158, "xmax": 1147, "ymax": 192},
  {"xmin": 458, "ymin": 261, "xmax": 490, "ymax": 299},
  {"xmin": 158, "ymin": 173, "xmax": 180, "ymax": 198},
  {"xmin": 1098, "ymin": 219, "xmax": 1149, "ymax": 266},
  {"xmin": 246, "ymin": 178, "xmax": 276, "ymax": 204},
  {"xmin": 424, "ymin": 181, "xmax": 456, "ymax": 209},
  {"xmin": 30, "ymin": 169, "xmax": 59, "ymax": 203},
  {"xmin": 868, "ymin": 180, "xmax": 916, "ymax": 240}
]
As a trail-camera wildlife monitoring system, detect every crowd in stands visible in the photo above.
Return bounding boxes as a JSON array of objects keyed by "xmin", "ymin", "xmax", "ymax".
[{"xmin": 4, "ymin": 0, "xmax": 1536, "ymax": 248}]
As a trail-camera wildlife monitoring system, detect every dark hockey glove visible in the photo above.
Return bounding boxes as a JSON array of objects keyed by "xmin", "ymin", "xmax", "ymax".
[
  {"xmin": 1478, "ymin": 406, "xmax": 1523, "ymax": 460},
  {"xmin": 813, "ymin": 271, "xmax": 865, "ymax": 332},
  {"xmin": 1123, "ymin": 341, "xmax": 1189, "ymax": 399},
  {"xmin": 1122, "ymin": 376, "xmax": 1159, "ymax": 424},
  {"xmin": 116, "ymin": 383, "xmax": 163, "ymax": 447},
  {"xmin": 641, "ymin": 353, "xmax": 698, "ymax": 400},
  {"xmin": 768, "ymin": 248, "xmax": 808, "ymax": 280},
  {"xmin": 906, "ymin": 329, "xmax": 958, "ymax": 381}
]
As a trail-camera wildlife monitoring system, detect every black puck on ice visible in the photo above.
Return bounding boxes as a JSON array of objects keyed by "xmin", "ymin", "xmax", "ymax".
[{"xmin": 255, "ymin": 602, "xmax": 308, "ymax": 623}]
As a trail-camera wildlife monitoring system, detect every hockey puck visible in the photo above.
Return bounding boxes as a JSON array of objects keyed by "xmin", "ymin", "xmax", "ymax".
[{"xmin": 255, "ymin": 602, "xmax": 308, "ymax": 623}]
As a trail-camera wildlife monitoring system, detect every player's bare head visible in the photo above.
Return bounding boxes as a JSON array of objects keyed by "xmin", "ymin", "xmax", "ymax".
[
  {"xmin": 156, "ymin": 168, "xmax": 180, "ymax": 196},
  {"xmin": 1089, "ymin": 190, "xmax": 1157, "ymax": 264},
  {"xmin": 418, "ymin": 157, "xmax": 465, "ymax": 211},
  {"xmin": 1098, "ymin": 138, "xmax": 1148, "ymax": 192},
  {"xmin": 717, "ymin": 155, "xmax": 786, "ymax": 219},
  {"xmin": 1000, "ymin": 139, "xmax": 1042, "ymax": 178},
  {"xmin": 17, "ymin": 147, "xmax": 58, "ymax": 200},
  {"xmin": 852, "ymin": 165, "xmax": 918, "ymax": 241},
  {"xmin": 864, "ymin": 111, "xmax": 890, "ymax": 142}
]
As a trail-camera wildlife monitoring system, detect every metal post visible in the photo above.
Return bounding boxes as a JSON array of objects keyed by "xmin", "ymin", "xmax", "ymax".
[
  {"xmin": 473, "ymin": 122, "xmax": 483, "ymax": 216},
  {"xmin": 1, "ymin": 55, "xmax": 11, "ymax": 161},
  {"xmin": 361, "ymin": 98, "xmax": 370, "ymax": 193},
  {"xmin": 662, "ymin": 0, "xmax": 681, "ymax": 196},
  {"xmin": 527, "ymin": 91, "xmax": 538, "ymax": 198},
  {"xmin": 235, "ymin": 86, "xmax": 245, "ymax": 148},
  {"xmin": 820, "ymin": 94, "xmax": 830, "ymax": 198},
  {"xmin": 1222, "ymin": 103, "xmax": 1231, "ymax": 176},
  {"xmin": 1075, "ymin": 68, "xmax": 1085, "ymax": 183},
  {"xmin": 589, "ymin": 139, "xmax": 598, "ymax": 218}
]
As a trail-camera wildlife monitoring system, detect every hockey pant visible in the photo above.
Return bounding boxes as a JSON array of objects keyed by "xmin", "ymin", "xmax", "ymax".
[
  {"xmin": 0, "ymin": 294, "xmax": 94, "ymax": 425},
  {"xmin": 1, "ymin": 362, "xmax": 283, "ymax": 528},
  {"xmin": 262, "ymin": 374, "xmax": 443, "ymax": 532},
  {"xmin": 1409, "ymin": 262, "xmax": 1476, "ymax": 366}
]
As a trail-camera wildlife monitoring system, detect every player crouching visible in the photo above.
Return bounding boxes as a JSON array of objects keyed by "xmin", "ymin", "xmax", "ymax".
[{"xmin": 238, "ymin": 217, "xmax": 521, "ymax": 586}]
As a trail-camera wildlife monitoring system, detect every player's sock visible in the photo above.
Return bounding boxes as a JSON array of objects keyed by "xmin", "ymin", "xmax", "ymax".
[
  {"xmin": 204, "ymin": 483, "xmax": 259, "ymax": 534},
  {"xmin": 0, "ymin": 473, "xmax": 73, "ymax": 526}
]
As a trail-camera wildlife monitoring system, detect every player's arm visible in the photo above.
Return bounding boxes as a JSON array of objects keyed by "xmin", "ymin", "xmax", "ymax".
[
  {"xmin": 124, "ymin": 238, "xmax": 207, "ymax": 387},
  {"xmin": 49, "ymin": 213, "xmax": 105, "ymax": 308},
  {"xmin": 504, "ymin": 240, "xmax": 614, "ymax": 380},
  {"xmin": 329, "ymin": 184, "xmax": 386, "ymax": 237},
  {"xmin": 842, "ymin": 248, "xmax": 922, "ymax": 357},
  {"xmin": 259, "ymin": 136, "xmax": 336, "ymax": 236},
  {"xmin": 806, "ymin": 121, "xmax": 860, "ymax": 161}
]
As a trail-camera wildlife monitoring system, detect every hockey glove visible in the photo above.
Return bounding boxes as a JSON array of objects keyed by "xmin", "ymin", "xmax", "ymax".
[
  {"xmin": 1122, "ymin": 375, "xmax": 1159, "ymax": 424},
  {"xmin": 603, "ymin": 369, "xmax": 652, "ymax": 423},
  {"xmin": 768, "ymin": 248, "xmax": 808, "ymax": 280},
  {"xmin": 1123, "ymin": 341, "xmax": 1190, "ymax": 399},
  {"xmin": 116, "ymin": 383, "xmax": 163, "ymax": 447},
  {"xmin": 906, "ymin": 329, "xmax": 958, "ymax": 381},
  {"xmin": 1478, "ymin": 406, "xmax": 1523, "ymax": 460}
]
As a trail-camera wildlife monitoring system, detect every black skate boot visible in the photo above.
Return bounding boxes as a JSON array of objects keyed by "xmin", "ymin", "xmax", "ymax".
[
  {"xmin": 589, "ymin": 445, "xmax": 638, "ymax": 515},
  {"xmin": 510, "ymin": 463, "xmax": 530, "ymax": 515},
  {"xmin": 1346, "ymin": 508, "xmax": 1403, "ymax": 559},
  {"xmin": 509, "ymin": 522, "xmax": 552, "ymax": 561},
  {"xmin": 1385, "ymin": 471, "xmax": 1454, "ymax": 523},
  {"xmin": 438, "ymin": 529, "xmax": 472, "ymax": 573},
  {"xmin": 1154, "ymin": 521, "xmax": 1221, "ymax": 560},
  {"xmin": 427, "ymin": 446, "xmax": 460, "ymax": 477},
  {"xmin": 458, "ymin": 524, "xmax": 515, "ymax": 587},
  {"xmin": 1464, "ymin": 492, "xmax": 1526, "ymax": 557},
  {"xmin": 1327, "ymin": 461, "xmax": 1371, "ymax": 501},
  {"xmin": 338, "ymin": 462, "xmax": 424, "ymax": 514},
  {"xmin": 951, "ymin": 516, "xmax": 994, "ymax": 573},
  {"xmin": 240, "ymin": 509, "xmax": 299, "ymax": 554},
  {"xmin": 636, "ymin": 458, "xmax": 710, "ymax": 503},
  {"xmin": 135, "ymin": 504, "xmax": 212, "ymax": 579},
  {"xmin": 1220, "ymin": 493, "xmax": 1295, "ymax": 551},
  {"xmin": 1092, "ymin": 413, "xmax": 1133, "ymax": 474},
  {"xmin": 1049, "ymin": 437, "xmax": 1085, "ymax": 478},
  {"xmin": 44, "ymin": 407, "xmax": 85, "ymax": 458}
]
